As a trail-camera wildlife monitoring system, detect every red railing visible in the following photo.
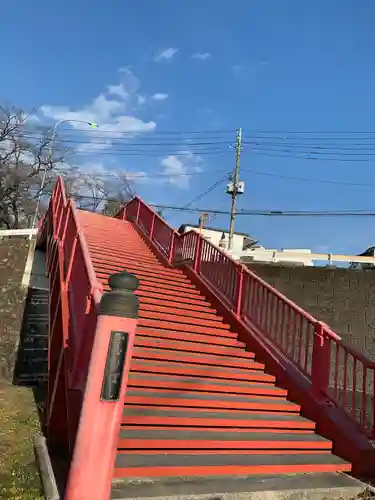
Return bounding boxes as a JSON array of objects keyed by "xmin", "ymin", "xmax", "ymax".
[
  {"xmin": 43, "ymin": 177, "xmax": 103, "ymax": 451},
  {"xmin": 123, "ymin": 196, "xmax": 375, "ymax": 439},
  {"xmin": 119, "ymin": 198, "xmax": 176, "ymax": 262},
  {"xmin": 44, "ymin": 178, "xmax": 140, "ymax": 499}
]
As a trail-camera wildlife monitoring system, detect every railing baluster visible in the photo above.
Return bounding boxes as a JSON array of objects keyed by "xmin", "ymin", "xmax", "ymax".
[{"xmin": 352, "ymin": 358, "xmax": 357, "ymax": 417}]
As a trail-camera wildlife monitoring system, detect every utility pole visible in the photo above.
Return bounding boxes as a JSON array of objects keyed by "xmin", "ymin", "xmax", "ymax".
[
  {"xmin": 199, "ymin": 212, "xmax": 209, "ymax": 234},
  {"xmin": 228, "ymin": 127, "xmax": 243, "ymax": 250}
]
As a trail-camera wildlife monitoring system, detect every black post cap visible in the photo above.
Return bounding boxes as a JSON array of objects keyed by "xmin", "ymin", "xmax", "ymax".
[
  {"xmin": 98, "ymin": 271, "xmax": 139, "ymax": 318},
  {"xmin": 108, "ymin": 271, "xmax": 139, "ymax": 292}
]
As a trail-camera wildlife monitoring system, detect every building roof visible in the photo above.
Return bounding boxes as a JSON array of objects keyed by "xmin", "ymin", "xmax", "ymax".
[
  {"xmin": 358, "ymin": 245, "xmax": 375, "ymax": 257},
  {"xmin": 178, "ymin": 223, "xmax": 250, "ymax": 238},
  {"xmin": 178, "ymin": 224, "xmax": 257, "ymax": 244}
]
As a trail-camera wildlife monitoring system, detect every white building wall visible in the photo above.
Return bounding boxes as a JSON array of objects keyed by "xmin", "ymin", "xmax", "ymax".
[
  {"xmin": 182, "ymin": 225, "xmax": 245, "ymax": 256},
  {"xmin": 242, "ymin": 247, "xmax": 313, "ymax": 266},
  {"xmin": 180, "ymin": 226, "xmax": 314, "ymax": 266}
]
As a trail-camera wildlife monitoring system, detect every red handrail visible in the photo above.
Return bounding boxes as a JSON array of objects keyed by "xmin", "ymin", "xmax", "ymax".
[
  {"xmin": 46, "ymin": 178, "xmax": 140, "ymax": 499},
  {"xmin": 46, "ymin": 177, "xmax": 104, "ymax": 451},
  {"xmin": 123, "ymin": 196, "xmax": 375, "ymax": 439}
]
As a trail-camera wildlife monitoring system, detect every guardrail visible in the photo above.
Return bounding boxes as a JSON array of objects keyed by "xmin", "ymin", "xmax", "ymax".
[{"xmin": 121, "ymin": 196, "xmax": 375, "ymax": 439}]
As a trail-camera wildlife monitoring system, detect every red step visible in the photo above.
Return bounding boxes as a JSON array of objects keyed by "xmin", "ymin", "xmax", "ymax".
[
  {"xmin": 124, "ymin": 391, "xmax": 300, "ymax": 412},
  {"xmin": 117, "ymin": 429, "xmax": 332, "ymax": 450},
  {"xmin": 133, "ymin": 337, "xmax": 254, "ymax": 358},
  {"xmin": 132, "ymin": 348, "xmax": 259, "ymax": 370},
  {"xmin": 138, "ymin": 310, "xmax": 228, "ymax": 329},
  {"xmin": 135, "ymin": 328, "xmax": 246, "ymax": 348},
  {"xmin": 130, "ymin": 360, "xmax": 273, "ymax": 381},
  {"xmin": 134, "ymin": 290, "xmax": 212, "ymax": 308},
  {"xmin": 92, "ymin": 260, "xmax": 189, "ymax": 282},
  {"xmin": 139, "ymin": 302, "xmax": 222, "ymax": 320},
  {"xmin": 137, "ymin": 318, "xmax": 235, "ymax": 337},
  {"xmin": 128, "ymin": 374, "xmax": 286, "ymax": 397},
  {"xmin": 93, "ymin": 257, "xmax": 191, "ymax": 287}
]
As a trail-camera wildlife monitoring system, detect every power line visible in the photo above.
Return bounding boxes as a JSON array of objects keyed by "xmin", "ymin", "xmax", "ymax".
[
  {"xmin": 72, "ymin": 149, "xmax": 230, "ymax": 157},
  {"xmin": 23, "ymin": 128, "xmax": 234, "ymax": 137},
  {"xmin": 249, "ymin": 145, "xmax": 375, "ymax": 157},
  {"xmin": 70, "ymin": 194, "xmax": 375, "ymax": 217},
  {"xmin": 59, "ymin": 166, "xmax": 373, "ymax": 187},
  {"xmin": 22, "ymin": 135, "xmax": 235, "ymax": 148},
  {"xmin": 245, "ymin": 169, "xmax": 372, "ymax": 187},
  {"xmin": 183, "ymin": 174, "xmax": 230, "ymax": 208},
  {"xmin": 251, "ymin": 150, "xmax": 375, "ymax": 163},
  {"xmin": 70, "ymin": 168, "xmax": 229, "ymax": 179},
  {"xmin": 245, "ymin": 140, "xmax": 375, "ymax": 148},
  {"xmin": 148, "ymin": 204, "xmax": 375, "ymax": 217},
  {"xmin": 244, "ymin": 130, "xmax": 375, "ymax": 135}
]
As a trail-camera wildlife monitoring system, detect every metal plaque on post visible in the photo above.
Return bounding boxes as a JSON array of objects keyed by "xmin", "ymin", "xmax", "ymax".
[{"xmin": 101, "ymin": 330, "xmax": 129, "ymax": 402}]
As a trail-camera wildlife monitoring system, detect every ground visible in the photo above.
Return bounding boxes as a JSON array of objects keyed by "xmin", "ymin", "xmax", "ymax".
[{"xmin": 0, "ymin": 381, "xmax": 43, "ymax": 500}]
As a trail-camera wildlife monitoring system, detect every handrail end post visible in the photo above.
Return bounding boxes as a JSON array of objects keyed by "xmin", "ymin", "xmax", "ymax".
[
  {"xmin": 168, "ymin": 232, "xmax": 175, "ymax": 264},
  {"xmin": 235, "ymin": 265, "xmax": 245, "ymax": 317},
  {"xmin": 193, "ymin": 233, "xmax": 202, "ymax": 273},
  {"xmin": 311, "ymin": 322, "xmax": 331, "ymax": 397},
  {"xmin": 64, "ymin": 271, "xmax": 139, "ymax": 500},
  {"xmin": 149, "ymin": 213, "xmax": 156, "ymax": 241},
  {"xmin": 136, "ymin": 199, "xmax": 141, "ymax": 223}
]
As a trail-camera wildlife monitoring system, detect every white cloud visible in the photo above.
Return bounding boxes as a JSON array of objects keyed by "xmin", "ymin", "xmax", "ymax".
[
  {"xmin": 107, "ymin": 83, "xmax": 128, "ymax": 100},
  {"xmin": 191, "ymin": 52, "xmax": 211, "ymax": 60},
  {"xmin": 123, "ymin": 171, "xmax": 149, "ymax": 183},
  {"xmin": 160, "ymin": 151, "xmax": 203, "ymax": 188},
  {"xmin": 154, "ymin": 48, "xmax": 178, "ymax": 62},
  {"xmin": 151, "ymin": 93, "xmax": 168, "ymax": 101},
  {"xmin": 137, "ymin": 95, "xmax": 146, "ymax": 105},
  {"xmin": 24, "ymin": 114, "xmax": 41, "ymax": 124},
  {"xmin": 39, "ymin": 68, "xmax": 156, "ymax": 153}
]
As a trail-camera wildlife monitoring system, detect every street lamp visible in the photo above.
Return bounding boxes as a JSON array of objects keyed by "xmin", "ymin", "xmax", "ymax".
[{"xmin": 31, "ymin": 119, "xmax": 98, "ymax": 229}]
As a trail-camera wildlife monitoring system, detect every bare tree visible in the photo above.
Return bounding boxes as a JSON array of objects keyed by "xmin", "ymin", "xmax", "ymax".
[
  {"xmin": 0, "ymin": 104, "xmax": 67, "ymax": 229},
  {"xmin": 69, "ymin": 171, "xmax": 134, "ymax": 214},
  {"xmin": 101, "ymin": 191, "xmax": 131, "ymax": 216}
]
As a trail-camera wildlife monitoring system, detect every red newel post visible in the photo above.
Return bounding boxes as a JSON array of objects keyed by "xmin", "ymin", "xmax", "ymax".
[
  {"xmin": 193, "ymin": 233, "xmax": 202, "ymax": 273},
  {"xmin": 168, "ymin": 232, "xmax": 175, "ymax": 264},
  {"xmin": 235, "ymin": 265, "xmax": 245, "ymax": 317},
  {"xmin": 136, "ymin": 199, "xmax": 141, "ymax": 223},
  {"xmin": 64, "ymin": 271, "xmax": 139, "ymax": 500},
  {"xmin": 311, "ymin": 321, "xmax": 331, "ymax": 397},
  {"xmin": 149, "ymin": 213, "xmax": 156, "ymax": 240}
]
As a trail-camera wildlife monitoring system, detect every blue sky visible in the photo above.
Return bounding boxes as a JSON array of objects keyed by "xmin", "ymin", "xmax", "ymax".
[{"xmin": 2, "ymin": 0, "xmax": 375, "ymax": 253}]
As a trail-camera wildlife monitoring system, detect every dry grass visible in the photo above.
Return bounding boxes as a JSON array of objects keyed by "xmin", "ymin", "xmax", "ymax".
[{"xmin": 0, "ymin": 381, "xmax": 43, "ymax": 499}]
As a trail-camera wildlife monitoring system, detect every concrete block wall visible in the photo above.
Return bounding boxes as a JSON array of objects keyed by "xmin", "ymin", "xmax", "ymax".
[
  {"xmin": 245, "ymin": 263, "xmax": 375, "ymax": 360},
  {"xmin": 0, "ymin": 237, "xmax": 29, "ymax": 379},
  {"xmin": 244, "ymin": 263, "xmax": 375, "ymax": 429}
]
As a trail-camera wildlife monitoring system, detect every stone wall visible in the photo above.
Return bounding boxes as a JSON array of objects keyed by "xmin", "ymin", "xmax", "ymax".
[
  {"xmin": 245, "ymin": 263, "xmax": 375, "ymax": 360},
  {"xmin": 0, "ymin": 237, "xmax": 29, "ymax": 379}
]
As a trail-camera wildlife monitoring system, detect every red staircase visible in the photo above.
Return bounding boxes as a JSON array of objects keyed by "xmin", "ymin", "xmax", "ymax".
[
  {"xmin": 77, "ymin": 210, "xmax": 349, "ymax": 478},
  {"xmin": 40, "ymin": 178, "xmax": 375, "ymax": 499}
]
